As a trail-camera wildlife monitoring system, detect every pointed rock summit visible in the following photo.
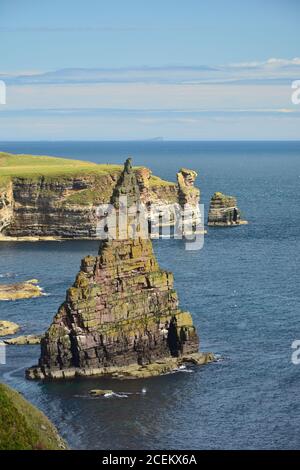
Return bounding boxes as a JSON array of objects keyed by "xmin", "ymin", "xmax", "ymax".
[{"xmin": 27, "ymin": 159, "xmax": 212, "ymax": 380}]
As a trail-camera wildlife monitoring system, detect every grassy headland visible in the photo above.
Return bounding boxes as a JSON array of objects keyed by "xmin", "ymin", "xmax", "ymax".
[
  {"xmin": 0, "ymin": 383, "xmax": 67, "ymax": 450},
  {"xmin": 0, "ymin": 151, "xmax": 174, "ymax": 188}
]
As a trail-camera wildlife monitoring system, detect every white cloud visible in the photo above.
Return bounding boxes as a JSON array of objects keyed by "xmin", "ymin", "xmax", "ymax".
[
  {"xmin": 1, "ymin": 58, "xmax": 300, "ymax": 140},
  {"xmin": 3, "ymin": 57, "xmax": 300, "ymax": 87}
]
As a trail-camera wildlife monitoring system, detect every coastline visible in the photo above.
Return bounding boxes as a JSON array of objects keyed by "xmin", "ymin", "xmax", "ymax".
[{"xmin": 26, "ymin": 352, "xmax": 215, "ymax": 381}]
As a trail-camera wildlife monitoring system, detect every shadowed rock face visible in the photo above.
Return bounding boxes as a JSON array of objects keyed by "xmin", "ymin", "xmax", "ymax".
[
  {"xmin": 26, "ymin": 159, "xmax": 199, "ymax": 380},
  {"xmin": 207, "ymin": 192, "xmax": 248, "ymax": 227}
]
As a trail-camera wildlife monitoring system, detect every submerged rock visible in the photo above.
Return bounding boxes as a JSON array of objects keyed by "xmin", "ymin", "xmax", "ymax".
[
  {"xmin": 89, "ymin": 389, "xmax": 113, "ymax": 396},
  {"xmin": 4, "ymin": 334, "xmax": 42, "ymax": 345},
  {"xmin": 27, "ymin": 159, "xmax": 209, "ymax": 381},
  {"xmin": 0, "ymin": 320, "xmax": 20, "ymax": 336},
  {"xmin": 207, "ymin": 192, "xmax": 248, "ymax": 227},
  {"xmin": 0, "ymin": 279, "xmax": 43, "ymax": 301}
]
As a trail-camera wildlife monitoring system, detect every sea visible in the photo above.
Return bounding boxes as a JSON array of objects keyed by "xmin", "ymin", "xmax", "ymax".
[{"xmin": 0, "ymin": 141, "xmax": 300, "ymax": 450}]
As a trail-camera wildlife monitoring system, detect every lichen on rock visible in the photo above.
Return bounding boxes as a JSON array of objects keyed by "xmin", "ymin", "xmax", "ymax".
[
  {"xmin": 0, "ymin": 279, "xmax": 43, "ymax": 301},
  {"xmin": 4, "ymin": 335, "xmax": 42, "ymax": 345},
  {"xmin": 26, "ymin": 159, "xmax": 208, "ymax": 381},
  {"xmin": 0, "ymin": 320, "xmax": 20, "ymax": 336},
  {"xmin": 0, "ymin": 152, "xmax": 200, "ymax": 240}
]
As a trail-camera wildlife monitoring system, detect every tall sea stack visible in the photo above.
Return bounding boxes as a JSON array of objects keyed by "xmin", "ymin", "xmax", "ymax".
[{"xmin": 27, "ymin": 159, "xmax": 211, "ymax": 380}]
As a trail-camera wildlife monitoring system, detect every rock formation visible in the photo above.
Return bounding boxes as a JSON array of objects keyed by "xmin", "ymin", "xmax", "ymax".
[
  {"xmin": 0, "ymin": 320, "xmax": 20, "ymax": 336},
  {"xmin": 0, "ymin": 279, "xmax": 43, "ymax": 301},
  {"xmin": 0, "ymin": 382, "xmax": 67, "ymax": 450},
  {"xmin": 207, "ymin": 192, "xmax": 248, "ymax": 226},
  {"xmin": 0, "ymin": 181, "xmax": 13, "ymax": 233},
  {"xmin": 177, "ymin": 168, "xmax": 200, "ymax": 208},
  {"xmin": 4, "ymin": 335, "xmax": 41, "ymax": 345},
  {"xmin": 26, "ymin": 159, "xmax": 211, "ymax": 380}
]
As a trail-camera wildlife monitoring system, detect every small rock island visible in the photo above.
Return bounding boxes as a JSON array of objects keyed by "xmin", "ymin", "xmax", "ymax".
[
  {"xmin": 0, "ymin": 382, "xmax": 67, "ymax": 450},
  {"xmin": 0, "ymin": 279, "xmax": 43, "ymax": 301},
  {"xmin": 0, "ymin": 320, "xmax": 20, "ymax": 336},
  {"xmin": 207, "ymin": 192, "xmax": 248, "ymax": 227},
  {"xmin": 27, "ymin": 159, "xmax": 213, "ymax": 380}
]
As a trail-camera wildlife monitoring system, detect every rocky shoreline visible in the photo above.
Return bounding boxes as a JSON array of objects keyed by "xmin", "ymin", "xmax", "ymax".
[
  {"xmin": 0, "ymin": 320, "xmax": 20, "ymax": 336},
  {"xmin": 27, "ymin": 352, "xmax": 215, "ymax": 380},
  {"xmin": 0, "ymin": 152, "xmax": 200, "ymax": 240}
]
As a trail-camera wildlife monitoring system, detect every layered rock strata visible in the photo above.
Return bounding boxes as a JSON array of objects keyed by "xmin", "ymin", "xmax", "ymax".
[
  {"xmin": 207, "ymin": 192, "xmax": 248, "ymax": 226},
  {"xmin": 0, "ymin": 153, "xmax": 200, "ymax": 240},
  {"xmin": 0, "ymin": 279, "xmax": 43, "ymax": 301},
  {"xmin": 26, "ymin": 159, "xmax": 205, "ymax": 380}
]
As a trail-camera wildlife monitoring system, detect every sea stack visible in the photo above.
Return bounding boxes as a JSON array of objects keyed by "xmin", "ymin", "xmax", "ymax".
[
  {"xmin": 26, "ymin": 159, "xmax": 211, "ymax": 380},
  {"xmin": 207, "ymin": 192, "xmax": 248, "ymax": 227}
]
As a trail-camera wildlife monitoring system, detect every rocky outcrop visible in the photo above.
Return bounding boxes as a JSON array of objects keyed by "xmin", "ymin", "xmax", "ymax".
[
  {"xmin": 0, "ymin": 181, "xmax": 13, "ymax": 233},
  {"xmin": 0, "ymin": 321, "xmax": 20, "ymax": 336},
  {"xmin": 0, "ymin": 153, "xmax": 200, "ymax": 240},
  {"xmin": 26, "ymin": 159, "xmax": 207, "ymax": 381},
  {"xmin": 0, "ymin": 279, "xmax": 43, "ymax": 301},
  {"xmin": 88, "ymin": 352, "xmax": 214, "ymax": 380},
  {"xmin": 4, "ymin": 335, "xmax": 42, "ymax": 345},
  {"xmin": 207, "ymin": 192, "xmax": 248, "ymax": 226},
  {"xmin": 177, "ymin": 168, "xmax": 200, "ymax": 207}
]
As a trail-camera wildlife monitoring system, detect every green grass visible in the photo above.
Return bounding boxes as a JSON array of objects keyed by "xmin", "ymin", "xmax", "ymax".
[
  {"xmin": 148, "ymin": 175, "xmax": 175, "ymax": 187},
  {"xmin": 0, "ymin": 152, "xmax": 123, "ymax": 181},
  {"xmin": 0, "ymin": 152, "xmax": 175, "ymax": 190},
  {"xmin": 0, "ymin": 382, "xmax": 67, "ymax": 450}
]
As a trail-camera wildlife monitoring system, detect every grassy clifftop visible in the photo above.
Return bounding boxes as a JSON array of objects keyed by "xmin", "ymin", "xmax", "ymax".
[
  {"xmin": 0, "ymin": 382, "xmax": 67, "ymax": 450},
  {"xmin": 0, "ymin": 151, "xmax": 122, "ymax": 178},
  {"xmin": 0, "ymin": 152, "xmax": 174, "ymax": 189}
]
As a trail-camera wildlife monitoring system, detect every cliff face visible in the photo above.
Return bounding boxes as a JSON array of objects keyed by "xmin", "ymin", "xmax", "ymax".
[
  {"xmin": 0, "ymin": 181, "xmax": 13, "ymax": 233},
  {"xmin": 207, "ymin": 192, "xmax": 248, "ymax": 227},
  {"xmin": 177, "ymin": 168, "xmax": 200, "ymax": 207},
  {"xmin": 26, "ymin": 159, "xmax": 201, "ymax": 380},
  {"xmin": 0, "ymin": 156, "xmax": 199, "ymax": 239}
]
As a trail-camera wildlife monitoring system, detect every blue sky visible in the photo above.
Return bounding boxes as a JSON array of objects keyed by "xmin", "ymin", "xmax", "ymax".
[{"xmin": 0, "ymin": 0, "xmax": 300, "ymax": 140}]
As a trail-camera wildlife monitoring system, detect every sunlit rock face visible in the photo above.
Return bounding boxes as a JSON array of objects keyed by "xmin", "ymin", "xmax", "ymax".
[
  {"xmin": 207, "ymin": 192, "xmax": 248, "ymax": 227},
  {"xmin": 0, "ymin": 155, "xmax": 200, "ymax": 241},
  {"xmin": 27, "ymin": 159, "xmax": 199, "ymax": 380}
]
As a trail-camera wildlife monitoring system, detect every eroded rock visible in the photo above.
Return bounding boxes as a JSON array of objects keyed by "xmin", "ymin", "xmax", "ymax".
[
  {"xmin": 89, "ymin": 389, "xmax": 113, "ymax": 396},
  {"xmin": 0, "ymin": 320, "xmax": 20, "ymax": 336},
  {"xmin": 26, "ymin": 159, "xmax": 206, "ymax": 381},
  {"xmin": 4, "ymin": 334, "xmax": 41, "ymax": 345},
  {"xmin": 0, "ymin": 279, "xmax": 43, "ymax": 301},
  {"xmin": 207, "ymin": 192, "xmax": 248, "ymax": 226}
]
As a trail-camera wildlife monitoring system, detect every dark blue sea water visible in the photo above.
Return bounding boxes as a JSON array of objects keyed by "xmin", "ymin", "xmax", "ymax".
[{"xmin": 0, "ymin": 141, "xmax": 300, "ymax": 449}]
